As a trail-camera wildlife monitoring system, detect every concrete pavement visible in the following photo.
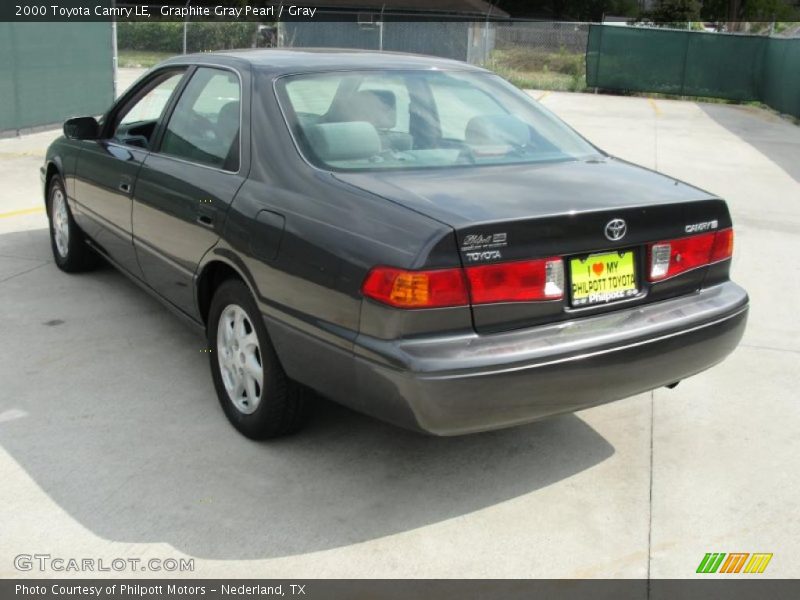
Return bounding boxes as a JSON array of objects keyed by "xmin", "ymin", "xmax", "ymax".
[{"xmin": 0, "ymin": 77, "xmax": 798, "ymax": 579}]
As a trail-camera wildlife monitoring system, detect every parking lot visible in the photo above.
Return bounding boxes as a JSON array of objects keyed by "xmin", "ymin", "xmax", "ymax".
[{"xmin": 1, "ymin": 72, "xmax": 798, "ymax": 578}]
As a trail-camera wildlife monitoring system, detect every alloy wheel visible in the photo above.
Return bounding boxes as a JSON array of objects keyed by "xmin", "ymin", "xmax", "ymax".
[
  {"xmin": 216, "ymin": 304, "xmax": 264, "ymax": 414},
  {"xmin": 52, "ymin": 188, "xmax": 70, "ymax": 258}
]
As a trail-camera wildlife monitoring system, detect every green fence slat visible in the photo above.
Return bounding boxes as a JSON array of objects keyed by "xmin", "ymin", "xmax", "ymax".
[
  {"xmin": 0, "ymin": 22, "xmax": 114, "ymax": 133},
  {"xmin": 585, "ymin": 25, "xmax": 800, "ymax": 119}
]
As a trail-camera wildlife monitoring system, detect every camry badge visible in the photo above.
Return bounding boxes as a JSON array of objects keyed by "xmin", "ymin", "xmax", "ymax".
[{"xmin": 605, "ymin": 218, "xmax": 627, "ymax": 241}]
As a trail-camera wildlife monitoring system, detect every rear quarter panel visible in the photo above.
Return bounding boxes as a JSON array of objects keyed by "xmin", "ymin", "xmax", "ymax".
[{"xmin": 208, "ymin": 73, "xmax": 459, "ymax": 399}]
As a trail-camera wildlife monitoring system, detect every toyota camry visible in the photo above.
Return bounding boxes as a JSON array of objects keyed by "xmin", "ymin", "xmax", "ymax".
[{"xmin": 41, "ymin": 49, "xmax": 749, "ymax": 438}]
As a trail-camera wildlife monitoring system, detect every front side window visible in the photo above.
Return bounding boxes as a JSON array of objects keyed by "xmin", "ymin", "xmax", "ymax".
[
  {"xmin": 276, "ymin": 69, "xmax": 601, "ymax": 171},
  {"xmin": 160, "ymin": 67, "xmax": 241, "ymax": 171},
  {"xmin": 112, "ymin": 70, "xmax": 185, "ymax": 147}
]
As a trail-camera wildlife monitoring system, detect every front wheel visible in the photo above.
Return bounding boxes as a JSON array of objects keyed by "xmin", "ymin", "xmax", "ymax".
[
  {"xmin": 207, "ymin": 279, "xmax": 308, "ymax": 439},
  {"xmin": 47, "ymin": 175, "xmax": 98, "ymax": 272}
]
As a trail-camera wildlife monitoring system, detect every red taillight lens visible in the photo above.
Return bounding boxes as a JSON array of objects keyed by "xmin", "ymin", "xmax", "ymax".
[
  {"xmin": 362, "ymin": 259, "xmax": 564, "ymax": 309},
  {"xmin": 465, "ymin": 258, "xmax": 564, "ymax": 304},
  {"xmin": 710, "ymin": 228, "xmax": 734, "ymax": 263},
  {"xmin": 361, "ymin": 266, "xmax": 469, "ymax": 308},
  {"xmin": 648, "ymin": 228, "xmax": 733, "ymax": 282}
]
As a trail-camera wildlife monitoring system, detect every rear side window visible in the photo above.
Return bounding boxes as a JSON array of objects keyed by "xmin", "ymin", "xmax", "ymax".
[{"xmin": 160, "ymin": 67, "xmax": 241, "ymax": 171}]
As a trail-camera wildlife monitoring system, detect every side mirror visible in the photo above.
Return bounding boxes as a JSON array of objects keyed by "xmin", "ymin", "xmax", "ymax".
[{"xmin": 63, "ymin": 116, "xmax": 100, "ymax": 140}]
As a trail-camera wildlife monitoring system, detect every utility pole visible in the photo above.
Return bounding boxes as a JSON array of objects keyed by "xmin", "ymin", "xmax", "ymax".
[
  {"xmin": 378, "ymin": 4, "xmax": 385, "ymax": 51},
  {"xmin": 183, "ymin": 0, "xmax": 191, "ymax": 54},
  {"xmin": 111, "ymin": 0, "xmax": 118, "ymax": 98}
]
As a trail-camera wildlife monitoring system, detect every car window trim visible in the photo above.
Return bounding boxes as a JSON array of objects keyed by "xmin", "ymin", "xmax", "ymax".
[
  {"xmin": 148, "ymin": 65, "xmax": 197, "ymax": 153},
  {"xmin": 151, "ymin": 64, "xmax": 244, "ymax": 176}
]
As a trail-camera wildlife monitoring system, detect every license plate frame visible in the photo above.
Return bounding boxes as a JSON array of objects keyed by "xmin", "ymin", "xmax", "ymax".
[{"xmin": 569, "ymin": 249, "xmax": 639, "ymax": 307}]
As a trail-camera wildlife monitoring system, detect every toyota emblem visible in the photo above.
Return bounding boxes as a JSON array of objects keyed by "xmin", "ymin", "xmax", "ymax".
[{"xmin": 604, "ymin": 218, "xmax": 627, "ymax": 241}]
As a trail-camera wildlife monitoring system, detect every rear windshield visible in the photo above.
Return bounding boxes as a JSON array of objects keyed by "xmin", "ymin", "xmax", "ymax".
[{"xmin": 274, "ymin": 69, "xmax": 601, "ymax": 171}]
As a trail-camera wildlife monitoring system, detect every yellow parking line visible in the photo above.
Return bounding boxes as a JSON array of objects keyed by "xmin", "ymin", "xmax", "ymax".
[
  {"xmin": 0, "ymin": 206, "xmax": 45, "ymax": 219},
  {"xmin": 0, "ymin": 151, "xmax": 42, "ymax": 157},
  {"xmin": 536, "ymin": 90, "xmax": 551, "ymax": 102},
  {"xmin": 648, "ymin": 97, "xmax": 662, "ymax": 117}
]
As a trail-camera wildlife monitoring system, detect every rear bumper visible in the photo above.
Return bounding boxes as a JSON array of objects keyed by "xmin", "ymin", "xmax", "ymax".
[{"xmin": 349, "ymin": 281, "xmax": 748, "ymax": 435}]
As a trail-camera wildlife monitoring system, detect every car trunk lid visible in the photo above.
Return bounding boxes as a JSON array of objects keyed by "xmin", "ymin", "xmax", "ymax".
[{"xmin": 336, "ymin": 158, "xmax": 732, "ymax": 332}]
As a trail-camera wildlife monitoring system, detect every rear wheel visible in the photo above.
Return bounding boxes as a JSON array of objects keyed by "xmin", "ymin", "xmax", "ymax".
[
  {"xmin": 47, "ymin": 175, "xmax": 98, "ymax": 272},
  {"xmin": 207, "ymin": 279, "xmax": 307, "ymax": 439}
]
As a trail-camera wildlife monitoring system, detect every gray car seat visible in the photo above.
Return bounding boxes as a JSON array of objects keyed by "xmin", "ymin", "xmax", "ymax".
[{"xmin": 329, "ymin": 90, "xmax": 413, "ymax": 152}]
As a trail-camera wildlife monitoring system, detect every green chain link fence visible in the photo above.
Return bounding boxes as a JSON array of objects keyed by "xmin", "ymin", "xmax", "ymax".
[
  {"xmin": 0, "ymin": 22, "xmax": 114, "ymax": 134},
  {"xmin": 586, "ymin": 25, "xmax": 800, "ymax": 119}
]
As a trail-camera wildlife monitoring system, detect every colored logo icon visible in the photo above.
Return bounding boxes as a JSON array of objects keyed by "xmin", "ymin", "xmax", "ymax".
[{"xmin": 696, "ymin": 553, "xmax": 773, "ymax": 574}]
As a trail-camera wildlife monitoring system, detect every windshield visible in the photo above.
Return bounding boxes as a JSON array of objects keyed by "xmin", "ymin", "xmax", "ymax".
[{"xmin": 275, "ymin": 69, "xmax": 602, "ymax": 171}]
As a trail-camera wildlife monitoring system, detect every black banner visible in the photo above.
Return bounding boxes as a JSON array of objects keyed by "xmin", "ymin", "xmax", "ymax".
[
  {"xmin": 4, "ymin": 580, "xmax": 800, "ymax": 600},
  {"xmin": 2, "ymin": 0, "xmax": 796, "ymax": 22},
  {"xmin": 2, "ymin": 1, "xmax": 504, "ymax": 23}
]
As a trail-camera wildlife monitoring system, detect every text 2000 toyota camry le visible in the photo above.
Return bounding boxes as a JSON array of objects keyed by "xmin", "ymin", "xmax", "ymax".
[{"xmin": 42, "ymin": 50, "xmax": 748, "ymax": 438}]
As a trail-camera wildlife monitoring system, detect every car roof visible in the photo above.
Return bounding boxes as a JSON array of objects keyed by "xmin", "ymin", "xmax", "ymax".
[{"xmin": 160, "ymin": 48, "xmax": 486, "ymax": 75}]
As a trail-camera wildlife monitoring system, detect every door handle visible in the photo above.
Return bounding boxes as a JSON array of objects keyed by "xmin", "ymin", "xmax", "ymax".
[
  {"xmin": 118, "ymin": 181, "xmax": 131, "ymax": 193},
  {"xmin": 196, "ymin": 214, "xmax": 214, "ymax": 228},
  {"xmin": 197, "ymin": 201, "xmax": 216, "ymax": 228}
]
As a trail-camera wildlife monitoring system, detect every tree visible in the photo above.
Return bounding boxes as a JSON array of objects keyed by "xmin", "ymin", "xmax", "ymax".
[
  {"xmin": 645, "ymin": 0, "xmax": 702, "ymax": 28},
  {"xmin": 496, "ymin": 1, "xmax": 640, "ymax": 20},
  {"xmin": 702, "ymin": 0, "xmax": 800, "ymax": 21}
]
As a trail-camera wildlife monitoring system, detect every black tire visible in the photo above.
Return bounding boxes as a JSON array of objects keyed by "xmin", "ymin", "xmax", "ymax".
[
  {"xmin": 46, "ymin": 175, "xmax": 98, "ymax": 272},
  {"xmin": 207, "ymin": 279, "xmax": 308, "ymax": 439}
]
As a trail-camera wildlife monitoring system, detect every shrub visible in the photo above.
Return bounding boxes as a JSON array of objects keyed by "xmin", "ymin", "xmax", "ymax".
[
  {"xmin": 118, "ymin": 22, "xmax": 258, "ymax": 54},
  {"xmin": 490, "ymin": 46, "xmax": 585, "ymax": 78},
  {"xmin": 486, "ymin": 46, "xmax": 587, "ymax": 92}
]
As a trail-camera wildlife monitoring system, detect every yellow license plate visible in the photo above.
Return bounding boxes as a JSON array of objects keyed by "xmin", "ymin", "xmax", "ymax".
[{"xmin": 570, "ymin": 250, "xmax": 638, "ymax": 306}]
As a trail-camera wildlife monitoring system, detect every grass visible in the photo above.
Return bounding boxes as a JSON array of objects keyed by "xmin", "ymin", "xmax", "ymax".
[
  {"xmin": 118, "ymin": 50, "xmax": 176, "ymax": 68},
  {"xmin": 485, "ymin": 46, "xmax": 587, "ymax": 92},
  {"xmin": 488, "ymin": 48, "xmax": 797, "ymax": 127}
]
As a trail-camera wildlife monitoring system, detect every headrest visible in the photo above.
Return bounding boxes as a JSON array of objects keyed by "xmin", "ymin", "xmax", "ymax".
[
  {"xmin": 331, "ymin": 90, "xmax": 397, "ymax": 130},
  {"xmin": 465, "ymin": 114, "xmax": 530, "ymax": 147},
  {"xmin": 217, "ymin": 101, "xmax": 240, "ymax": 131},
  {"xmin": 306, "ymin": 121, "xmax": 381, "ymax": 162}
]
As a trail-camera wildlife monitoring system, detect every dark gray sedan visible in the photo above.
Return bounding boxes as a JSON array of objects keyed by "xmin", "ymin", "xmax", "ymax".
[{"xmin": 41, "ymin": 49, "xmax": 748, "ymax": 438}]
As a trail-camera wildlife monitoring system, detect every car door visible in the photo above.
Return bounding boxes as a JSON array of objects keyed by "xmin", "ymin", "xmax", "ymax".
[
  {"xmin": 132, "ymin": 65, "xmax": 248, "ymax": 318},
  {"xmin": 72, "ymin": 68, "xmax": 187, "ymax": 277}
]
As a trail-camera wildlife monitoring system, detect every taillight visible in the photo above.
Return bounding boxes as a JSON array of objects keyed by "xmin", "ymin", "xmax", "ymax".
[
  {"xmin": 362, "ymin": 258, "xmax": 564, "ymax": 309},
  {"xmin": 648, "ymin": 228, "xmax": 733, "ymax": 282},
  {"xmin": 465, "ymin": 258, "xmax": 563, "ymax": 304},
  {"xmin": 710, "ymin": 228, "xmax": 734, "ymax": 263},
  {"xmin": 361, "ymin": 266, "xmax": 469, "ymax": 308}
]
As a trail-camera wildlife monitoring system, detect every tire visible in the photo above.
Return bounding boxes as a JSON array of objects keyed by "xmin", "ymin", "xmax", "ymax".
[
  {"xmin": 207, "ymin": 279, "xmax": 308, "ymax": 439},
  {"xmin": 47, "ymin": 175, "xmax": 98, "ymax": 272}
]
